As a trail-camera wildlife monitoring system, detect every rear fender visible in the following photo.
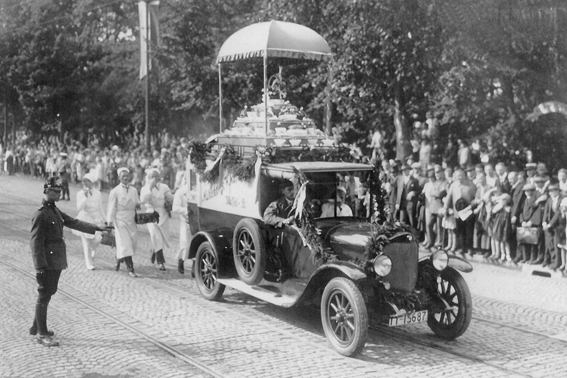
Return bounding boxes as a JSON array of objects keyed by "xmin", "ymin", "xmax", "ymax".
[{"xmin": 189, "ymin": 229, "xmax": 234, "ymax": 277}]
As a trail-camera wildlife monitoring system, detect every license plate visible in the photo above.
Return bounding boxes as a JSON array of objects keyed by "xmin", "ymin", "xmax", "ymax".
[{"xmin": 388, "ymin": 310, "xmax": 428, "ymax": 327}]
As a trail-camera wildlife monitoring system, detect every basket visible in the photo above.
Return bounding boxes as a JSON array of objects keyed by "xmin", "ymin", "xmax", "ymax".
[{"xmin": 135, "ymin": 211, "xmax": 160, "ymax": 225}]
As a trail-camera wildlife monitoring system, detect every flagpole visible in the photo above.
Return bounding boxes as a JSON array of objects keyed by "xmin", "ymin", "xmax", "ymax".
[{"xmin": 145, "ymin": 0, "xmax": 150, "ymax": 150}]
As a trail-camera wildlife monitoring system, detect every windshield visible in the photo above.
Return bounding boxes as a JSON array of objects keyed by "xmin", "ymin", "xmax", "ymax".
[{"xmin": 304, "ymin": 171, "xmax": 372, "ymax": 220}]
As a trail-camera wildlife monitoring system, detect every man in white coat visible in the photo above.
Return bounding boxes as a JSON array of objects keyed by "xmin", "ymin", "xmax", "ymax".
[
  {"xmin": 73, "ymin": 171, "xmax": 106, "ymax": 270},
  {"xmin": 107, "ymin": 167, "xmax": 140, "ymax": 277},
  {"xmin": 172, "ymin": 175, "xmax": 192, "ymax": 274},
  {"xmin": 140, "ymin": 168, "xmax": 174, "ymax": 271}
]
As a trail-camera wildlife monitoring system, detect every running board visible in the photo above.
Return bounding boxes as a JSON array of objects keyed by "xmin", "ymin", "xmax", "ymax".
[{"xmin": 218, "ymin": 278, "xmax": 307, "ymax": 308}]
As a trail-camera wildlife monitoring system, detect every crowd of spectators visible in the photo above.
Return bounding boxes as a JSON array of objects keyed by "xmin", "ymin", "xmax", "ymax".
[
  {"xmin": 380, "ymin": 157, "xmax": 567, "ymax": 272},
  {"xmin": 0, "ymin": 131, "xmax": 190, "ymax": 195}
]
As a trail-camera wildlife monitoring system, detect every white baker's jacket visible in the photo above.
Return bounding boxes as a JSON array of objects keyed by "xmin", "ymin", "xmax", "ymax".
[{"xmin": 107, "ymin": 184, "xmax": 139, "ymax": 259}]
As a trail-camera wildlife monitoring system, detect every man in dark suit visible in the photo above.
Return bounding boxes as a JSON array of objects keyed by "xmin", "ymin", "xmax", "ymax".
[
  {"xmin": 30, "ymin": 177, "xmax": 112, "ymax": 346},
  {"xmin": 542, "ymin": 183, "xmax": 564, "ymax": 268},
  {"xmin": 509, "ymin": 171, "xmax": 525, "ymax": 260},
  {"xmin": 516, "ymin": 183, "xmax": 543, "ymax": 264},
  {"xmin": 263, "ymin": 180, "xmax": 296, "ymax": 228},
  {"xmin": 392, "ymin": 163, "xmax": 420, "ymax": 227}
]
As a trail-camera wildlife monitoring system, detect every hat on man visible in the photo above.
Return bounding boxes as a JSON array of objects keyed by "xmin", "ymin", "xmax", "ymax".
[
  {"xmin": 44, "ymin": 177, "xmax": 62, "ymax": 193},
  {"xmin": 434, "ymin": 164, "xmax": 443, "ymax": 173},
  {"xmin": 278, "ymin": 180, "xmax": 294, "ymax": 190},
  {"xmin": 401, "ymin": 163, "xmax": 411, "ymax": 171},
  {"xmin": 465, "ymin": 165, "xmax": 475, "ymax": 172},
  {"xmin": 59, "ymin": 152, "xmax": 68, "ymax": 158},
  {"xmin": 525, "ymin": 163, "xmax": 537, "ymax": 170},
  {"xmin": 411, "ymin": 162, "xmax": 421, "ymax": 170},
  {"xmin": 117, "ymin": 167, "xmax": 130, "ymax": 176},
  {"xmin": 548, "ymin": 183, "xmax": 560, "ymax": 191},
  {"xmin": 522, "ymin": 183, "xmax": 536, "ymax": 191},
  {"xmin": 533, "ymin": 175, "xmax": 547, "ymax": 183}
]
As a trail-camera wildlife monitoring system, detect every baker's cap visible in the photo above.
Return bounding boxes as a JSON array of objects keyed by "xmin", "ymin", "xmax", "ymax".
[
  {"xmin": 82, "ymin": 172, "xmax": 97, "ymax": 183},
  {"xmin": 117, "ymin": 167, "xmax": 130, "ymax": 176}
]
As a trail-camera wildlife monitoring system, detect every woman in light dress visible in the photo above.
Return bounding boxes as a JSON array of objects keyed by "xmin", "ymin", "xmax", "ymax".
[
  {"xmin": 140, "ymin": 168, "xmax": 174, "ymax": 271},
  {"xmin": 73, "ymin": 172, "xmax": 106, "ymax": 270}
]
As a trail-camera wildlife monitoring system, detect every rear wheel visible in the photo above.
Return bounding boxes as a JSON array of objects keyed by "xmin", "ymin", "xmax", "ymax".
[
  {"xmin": 427, "ymin": 267, "xmax": 472, "ymax": 339},
  {"xmin": 233, "ymin": 218, "xmax": 266, "ymax": 285},
  {"xmin": 195, "ymin": 242, "xmax": 225, "ymax": 301},
  {"xmin": 321, "ymin": 277, "xmax": 368, "ymax": 357}
]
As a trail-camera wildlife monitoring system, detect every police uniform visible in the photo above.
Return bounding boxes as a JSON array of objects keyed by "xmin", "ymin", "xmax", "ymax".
[{"xmin": 30, "ymin": 177, "xmax": 100, "ymax": 346}]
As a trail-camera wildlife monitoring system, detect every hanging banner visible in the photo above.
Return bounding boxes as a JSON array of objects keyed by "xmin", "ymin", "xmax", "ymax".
[{"xmin": 138, "ymin": 1, "xmax": 160, "ymax": 80}]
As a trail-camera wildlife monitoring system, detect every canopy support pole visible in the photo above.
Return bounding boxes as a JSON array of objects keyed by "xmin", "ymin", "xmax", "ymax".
[
  {"xmin": 219, "ymin": 64, "xmax": 223, "ymax": 133},
  {"xmin": 264, "ymin": 52, "xmax": 268, "ymax": 135},
  {"xmin": 325, "ymin": 63, "xmax": 333, "ymax": 136}
]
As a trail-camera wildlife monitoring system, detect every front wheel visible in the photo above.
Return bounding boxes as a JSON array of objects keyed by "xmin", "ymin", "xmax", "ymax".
[
  {"xmin": 321, "ymin": 277, "xmax": 368, "ymax": 357},
  {"xmin": 195, "ymin": 242, "xmax": 225, "ymax": 301},
  {"xmin": 427, "ymin": 267, "xmax": 472, "ymax": 340}
]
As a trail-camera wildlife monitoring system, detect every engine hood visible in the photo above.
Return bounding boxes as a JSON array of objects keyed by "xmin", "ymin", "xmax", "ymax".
[{"xmin": 322, "ymin": 221, "xmax": 372, "ymax": 260}]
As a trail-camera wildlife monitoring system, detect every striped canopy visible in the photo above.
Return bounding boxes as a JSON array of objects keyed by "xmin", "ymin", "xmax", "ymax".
[{"xmin": 217, "ymin": 20, "xmax": 333, "ymax": 63}]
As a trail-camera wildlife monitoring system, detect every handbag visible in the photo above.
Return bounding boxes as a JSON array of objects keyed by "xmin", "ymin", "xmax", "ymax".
[
  {"xmin": 135, "ymin": 211, "xmax": 160, "ymax": 225},
  {"xmin": 100, "ymin": 231, "xmax": 116, "ymax": 247},
  {"xmin": 516, "ymin": 226, "xmax": 540, "ymax": 245}
]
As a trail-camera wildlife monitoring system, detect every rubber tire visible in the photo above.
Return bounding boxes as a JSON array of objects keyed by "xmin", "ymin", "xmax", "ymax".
[
  {"xmin": 195, "ymin": 242, "xmax": 225, "ymax": 301},
  {"xmin": 321, "ymin": 277, "xmax": 368, "ymax": 357},
  {"xmin": 427, "ymin": 267, "xmax": 472, "ymax": 340},
  {"xmin": 233, "ymin": 218, "xmax": 267, "ymax": 285}
]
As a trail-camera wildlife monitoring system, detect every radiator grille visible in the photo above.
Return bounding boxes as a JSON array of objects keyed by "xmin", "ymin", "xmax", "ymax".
[{"xmin": 383, "ymin": 237, "xmax": 418, "ymax": 292}]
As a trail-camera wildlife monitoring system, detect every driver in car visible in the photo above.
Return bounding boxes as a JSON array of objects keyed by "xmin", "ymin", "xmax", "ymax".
[
  {"xmin": 320, "ymin": 186, "xmax": 353, "ymax": 218},
  {"xmin": 263, "ymin": 180, "xmax": 296, "ymax": 228}
]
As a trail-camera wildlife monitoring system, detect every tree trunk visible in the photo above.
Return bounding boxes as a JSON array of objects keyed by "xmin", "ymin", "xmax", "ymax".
[{"xmin": 394, "ymin": 80, "xmax": 412, "ymax": 161}]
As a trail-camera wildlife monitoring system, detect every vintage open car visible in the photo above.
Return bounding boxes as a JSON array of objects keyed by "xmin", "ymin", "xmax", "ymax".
[{"xmin": 185, "ymin": 136, "xmax": 473, "ymax": 357}]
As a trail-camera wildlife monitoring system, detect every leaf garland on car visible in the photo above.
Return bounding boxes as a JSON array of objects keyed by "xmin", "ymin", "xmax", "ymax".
[
  {"xmin": 359, "ymin": 160, "xmax": 411, "ymax": 272},
  {"xmin": 290, "ymin": 167, "xmax": 337, "ymax": 264},
  {"xmin": 190, "ymin": 142, "xmax": 353, "ymax": 182}
]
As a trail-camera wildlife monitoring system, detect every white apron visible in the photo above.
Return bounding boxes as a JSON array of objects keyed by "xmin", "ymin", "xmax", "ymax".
[{"xmin": 140, "ymin": 183, "xmax": 173, "ymax": 251}]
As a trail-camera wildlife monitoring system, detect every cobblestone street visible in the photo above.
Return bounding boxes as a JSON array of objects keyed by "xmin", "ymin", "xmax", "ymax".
[{"xmin": 1, "ymin": 174, "xmax": 567, "ymax": 378}]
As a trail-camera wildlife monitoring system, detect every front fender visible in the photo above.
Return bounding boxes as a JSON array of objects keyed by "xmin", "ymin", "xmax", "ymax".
[
  {"xmin": 448, "ymin": 255, "xmax": 473, "ymax": 273},
  {"xmin": 298, "ymin": 261, "xmax": 368, "ymax": 304}
]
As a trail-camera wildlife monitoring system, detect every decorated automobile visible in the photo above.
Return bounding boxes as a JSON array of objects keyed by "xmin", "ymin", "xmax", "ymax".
[{"xmin": 185, "ymin": 21, "xmax": 473, "ymax": 357}]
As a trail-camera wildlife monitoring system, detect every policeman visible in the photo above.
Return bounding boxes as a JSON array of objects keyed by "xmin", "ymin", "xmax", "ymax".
[{"xmin": 30, "ymin": 177, "xmax": 112, "ymax": 347}]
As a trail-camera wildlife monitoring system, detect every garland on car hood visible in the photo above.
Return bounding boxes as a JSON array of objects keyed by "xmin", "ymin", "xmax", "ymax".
[{"xmin": 359, "ymin": 161, "xmax": 412, "ymax": 272}]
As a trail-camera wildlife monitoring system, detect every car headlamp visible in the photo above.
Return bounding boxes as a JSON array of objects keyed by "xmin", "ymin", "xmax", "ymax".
[
  {"xmin": 430, "ymin": 250, "xmax": 449, "ymax": 271},
  {"xmin": 373, "ymin": 255, "xmax": 392, "ymax": 277}
]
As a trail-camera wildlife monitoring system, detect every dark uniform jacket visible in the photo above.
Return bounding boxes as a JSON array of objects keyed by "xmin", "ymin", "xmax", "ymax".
[
  {"xmin": 31, "ymin": 199, "xmax": 98, "ymax": 270},
  {"xmin": 263, "ymin": 197, "xmax": 294, "ymax": 228},
  {"xmin": 543, "ymin": 195, "xmax": 564, "ymax": 232}
]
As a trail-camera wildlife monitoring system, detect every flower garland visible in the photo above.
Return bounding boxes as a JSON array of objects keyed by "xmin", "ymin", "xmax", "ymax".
[
  {"xmin": 291, "ymin": 167, "xmax": 337, "ymax": 264},
  {"xmin": 358, "ymin": 160, "xmax": 411, "ymax": 272}
]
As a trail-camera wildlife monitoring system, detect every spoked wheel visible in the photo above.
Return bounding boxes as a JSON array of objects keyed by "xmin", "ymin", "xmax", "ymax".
[
  {"xmin": 195, "ymin": 242, "xmax": 225, "ymax": 301},
  {"xmin": 427, "ymin": 267, "xmax": 472, "ymax": 340},
  {"xmin": 233, "ymin": 218, "xmax": 266, "ymax": 285},
  {"xmin": 321, "ymin": 277, "xmax": 368, "ymax": 357}
]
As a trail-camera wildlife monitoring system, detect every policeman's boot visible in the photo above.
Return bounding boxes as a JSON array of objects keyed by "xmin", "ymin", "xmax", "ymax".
[
  {"xmin": 35, "ymin": 302, "xmax": 58, "ymax": 347},
  {"xmin": 156, "ymin": 249, "xmax": 166, "ymax": 271}
]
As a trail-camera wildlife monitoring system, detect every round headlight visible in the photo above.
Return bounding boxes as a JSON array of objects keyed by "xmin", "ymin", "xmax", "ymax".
[
  {"xmin": 373, "ymin": 255, "xmax": 392, "ymax": 277},
  {"xmin": 430, "ymin": 250, "xmax": 449, "ymax": 271}
]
